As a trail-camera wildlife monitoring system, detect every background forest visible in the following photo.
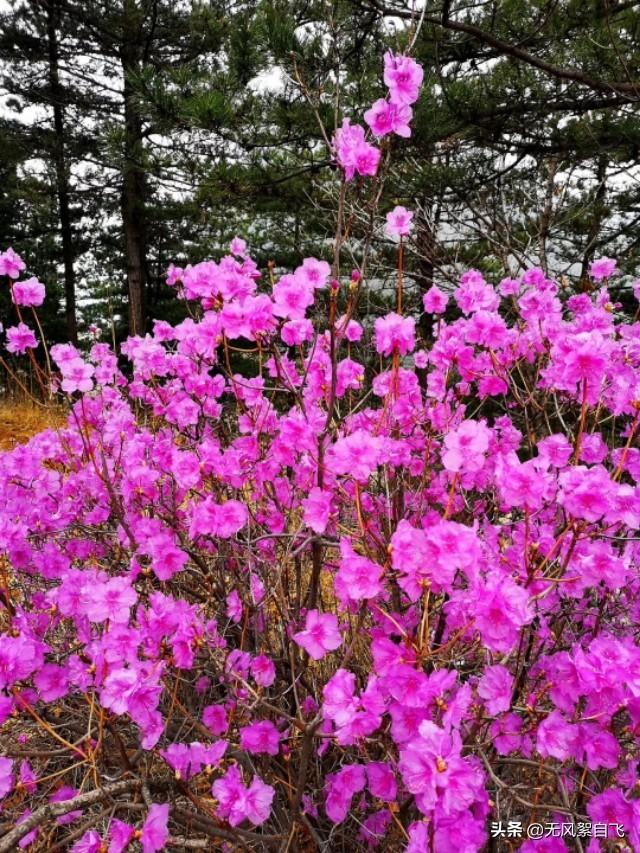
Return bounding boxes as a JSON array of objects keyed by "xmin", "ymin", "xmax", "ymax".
[{"xmin": 1, "ymin": 0, "xmax": 639, "ymax": 344}]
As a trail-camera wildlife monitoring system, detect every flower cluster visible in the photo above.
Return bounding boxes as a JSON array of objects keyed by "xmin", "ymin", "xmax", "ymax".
[
  {"xmin": 335, "ymin": 51, "xmax": 423, "ymax": 181},
  {"xmin": 2, "ymin": 42, "xmax": 640, "ymax": 853}
]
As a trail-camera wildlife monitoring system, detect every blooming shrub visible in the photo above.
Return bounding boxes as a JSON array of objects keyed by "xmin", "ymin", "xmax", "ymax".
[{"xmin": 1, "ymin": 44, "xmax": 640, "ymax": 853}]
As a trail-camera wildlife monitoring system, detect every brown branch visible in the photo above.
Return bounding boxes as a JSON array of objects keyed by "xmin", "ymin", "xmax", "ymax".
[{"xmin": 0, "ymin": 779, "xmax": 141, "ymax": 852}]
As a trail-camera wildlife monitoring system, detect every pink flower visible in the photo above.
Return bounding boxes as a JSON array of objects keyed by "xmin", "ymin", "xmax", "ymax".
[
  {"xmin": 383, "ymin": 52, "xmax": 424, "ymax": 105},
  {"xmin": 244, "ymin": 776, "xmax": 275, "ymax": 825},
  {"xmin": 334, "ymin": 119, "xmax": 380, "ymax": 181},
  {"xmin": 589, "ymin": 256, "xmax": 618, "ymax": 281},
  {"xmin": 281, "ymin": 318, "xmax": 314, "ymax": 346},
  {"xmin": 537, "ymin": 434, "xmax": 573, "ymax": 468},
  {"xmin": 588, "ymin": 789, "xmax": 635, "ymax": 839},
  {"xmin": 536, "ymin": 711, "xmax": 578, "ymax": 761},
  {"xmin": 374, "ymin": 312, "xmax": 415, "ymax": 356},
  {"xmin": 108, "ymin": 819, "xmax": 135, "ymax": 853},
  {"xmin": 50, "ymin": 786, "xmax": 82, "ymax": 825},
  {"xmin": 518, "ymin": 840, "xmax": 569, "ymax": 853},
  {"xmin": 226, "ymin": 590, "xmax": 243, "ymax": 623},
  {"xmin": 390, "ymin": 518, "xmax": 480, "ymax": 600},
  {"xmin": 19, "ymin": 761, "xmax": 36, "ymax": 794},
  {"xmin": 499, "ymin": 276, "xmax": 520, "ymax": 296},
  {"xmin": 212, "ymin": 766, "xmax": 274, "ymax": 827},
  {"xmin": 5, "ymin": 322, "xmax": 37, "ymax": 354},
  {"xmin": 359, "ymin": 810, "xmax": 392, "ymax": 847},
  {"xmin": 212, "ymin": 765, "xmax": 246, "ymax": 825},
  {"xmin": 60, "ymin": 359, "xmax": 95, "ymax": 394},
  {"xmin": 189, "ymin": 498, "xmax": 248, "ymax": 539},
  {"xmin": 422, "ymin": 285, "xmax": 448, "ymax": 314},
  {"xmin": 203, "ymin": 704, "xmax": 228, "ymax": 735},
  {"xmin": 495, "ymin": 452, "xmax": 548, "ymax": 511},
  {"xmin": 414, "ymin": 349, "xmax": 428, "ymax": 368},
  {"xmin": 366, "ymin": 762, "xmax": 397, "ymax": 801},
  {"xmin": 148, "ymin": 538, "xmax": 189, "ymax": 581},
  {"xmin": 293, "ymin": 610, "xmax": 342, "ymax": 660},
  {"xmin": 399, "ymin": 721, "xmax": 480, "ymax": 815},
  {"xmin": 0, "ymin": 758, "xmax": 13, "ymax": 799},
  {"xmin": 477, "ymin": 665, "xmax": 513, "ymax": 715},
  {"xmin": 364, "ymin": 98, "xmax": 412, "ymax": 138},
  {"xmin": 489, "ymin": 713, "xmax": 523, "ymax": 755},
  {"xmin": 558, "ymin": 465, "xmax": 613, "ymax": 523},
  {"xmin": 325, "ymin": 764, "xmax": 366, "ymax": 823},
  {"xmin": 406, "ymin": 823, "xmax": 429, "ymax": 853},
  {"xmin": 323, "ymin": 669, "xmax": 357, "ymax": 727},
  {"xmin": 295, "ymin": 257, "xmax": 331, "ymax": 290},
  {"xmin": 577, "ymin": 723, "xmax": 620, "ymax": 770},
  {"xmin": 140, "ymin": 803, "xmax": 169, "ymax": 853},
  {"xmin": 474, "ymin": 575, "xmax": 533, "ymax": 653},
  {"xmin": 33, "ymin": 663, "xmax": 69, "ymax": 702},
  {"xmin": 16, "ymin": 809, "xmax": 38, "ymax": 848},
  {"xmin": 385, "ymin": 206, "xmax": 413, "ymax": 239},
  {"xmin": 337, "ymin": 314, "xmax": 363, "ymax": 341},
  {"xmin": 251, "ymin": 654, "xmax": 276, "ymax": 687},
  {"xmin": 250, "ymin": 573, "xmax": 265, "ymax": 605},
  {"xmin": 240, "ymin": 720, "xmax": 280, "ymax": 755},
  {"xmin": 455, "ymin": 269, "xmax": 499, "ymax": 314},
  {"xmin": 230, "ymin": 236, "xmax": 247, "ymax": 257},
  {"xmin": 12, "ymin": 277, "xmax": 46, "ymax": 307},
  {"xmin": 442, "ymin": 420, "xmax": 490, "ymax": 473},
  {"xmin": 161, "ymin": 741, "xmax": 226, "ymax": 779},
  {"xmin": 273, "ymin": 274, "xmax": 314, "ymax": 320},
  {"xmin": 0, "ymin": 247, "xmax": 26, "ymax": 278},
  {"xmin": 328, "ymin": 429, "xmax": 382, "ymax": 481},
  {"xmin": 302, "ymin": 487, "xmax": 332, "ymax": 534},
  {"xmin": 335, "ymin": 538, "xmax": 384, "ymax": 603},
  {"xmin": 71, "ymin": 831, "xmax": 102, "ymax": 853}
]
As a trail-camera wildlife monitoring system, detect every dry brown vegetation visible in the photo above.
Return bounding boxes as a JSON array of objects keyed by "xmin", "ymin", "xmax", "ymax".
[{"xmin": 0, "ymin": 398, "xmax": 64, "ymax": 451}]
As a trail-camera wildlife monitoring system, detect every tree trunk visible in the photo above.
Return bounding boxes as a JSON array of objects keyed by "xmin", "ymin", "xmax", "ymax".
[
  {"xmin": 45, "ymin": 0, "xmax": 77, "ymax": 343},
  {"xmin": 120, "ymin": 0, "xmax": 147, "ymax": 337}
]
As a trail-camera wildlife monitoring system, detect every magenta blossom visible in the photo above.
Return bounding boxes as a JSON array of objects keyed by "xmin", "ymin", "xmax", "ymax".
[
  {"xmin": 11, "ymin": 277, "xmax": 46, "ymax": 307},
  {"xmin": 590, "ymin": 256, "xmax": 618, "ymax": 281},
  {"xmin": 293, "ymin": 609, "xmax": 342, "ymax": 660},
  {"xmin": 477, "ymin": 665, "xmax": 513, "ymax": 715},
  {"xmin": 364, "ymin": 98, "xmax": 412, "ymax": 138},
  {"xmin": 140, "ymin": 803, "xmax": 169, "ymax": 853},
  {"xmin": 60, "ymin": 358, "xmax": 95, "ymax": 394},
  {"xmin": 0, "ymin": 247, "xmax": 25, "ymax": 278},
  {"xmin": 0, "ymin": 758, "xmax": 13, "ymax": 799},
  {"xmin": 108, "ymin": 819, "xmax": 135, "ymax": 853},
  {"xmin": 423, "ymin": 284, "xmax": 448, "ymax": 314},
  {"xmin": 334, "ymin": 119, "xmax": 380, "ymax": 181},
  {"xmin": 295, "ymin": 257, "xmax": 331, "ymax": 290},
  {"xmin": 5, "ymin": 322, "xmax": 37, "ymax": 354},
  {"xmin": 385, "ymin": 205, "xmax": 414, "ymax": 239},
  {"xmin": 212, "ymin": 766, "xmax": 274, "ymax": 827},
  {"xmin": 442, "ymin": 419, "xmax": 490, "ymax": 473},
  {"xmin": 325, "ymin": 764, "xmax": 366, "ymax": 823},
  {"xmin": 383, "ymin": 51, "xmax": 424, "ymax": 105},
  {"xmin": 251, "ymin": 654, "xmax": 276, "ymax": 687},
  {"xmin": 203, "ymin": 704, "xmax": 228, "ymax": 735},
  {"xmin": 240, "ymin": 720, "xmax": 280, "ymax": 755},
  {"xmin": 273, "ymin": 274, "xmax": 314, "ymax": 320},
  {"xmin": 374, "ymin": 312, "xmax": 415, "ymax": 356},
  {"xmin": 71, "ymin": 830, "xmax": 102, "ymax": 853},
  {"xmin": 302, "ymin": 486, "xmax": 332, "ymax": 534}
]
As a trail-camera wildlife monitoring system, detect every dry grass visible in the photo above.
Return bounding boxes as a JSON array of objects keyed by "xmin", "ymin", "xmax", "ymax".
[{"xmin": 0, "ymin": 398, "xmax": 65, "ymax": 451}]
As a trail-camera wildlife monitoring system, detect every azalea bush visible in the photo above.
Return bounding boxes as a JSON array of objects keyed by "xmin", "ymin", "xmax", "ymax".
[{"xmin": 1, "ymin": 43, "xmax": 640, "ymax": 853}]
